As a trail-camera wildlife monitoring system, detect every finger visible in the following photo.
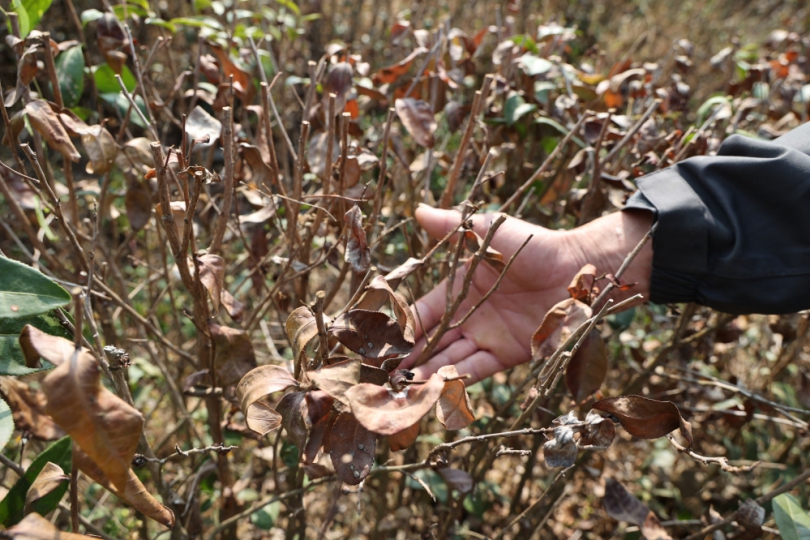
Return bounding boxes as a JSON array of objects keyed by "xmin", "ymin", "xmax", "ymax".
[
  {"xmin": 411, "ymin": 347, "xmax": 502, "ymax": 386},
  {"xmin": 399, "ymin": 327, "xmax": 462, "ymax": 370},
  {"xmin": 410, "ymin": 277, "xmax": 448, "ymax": 342}
]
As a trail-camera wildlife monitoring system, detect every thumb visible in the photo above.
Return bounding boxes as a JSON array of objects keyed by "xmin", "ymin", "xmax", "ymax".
[{"xmin": 414, "ymin": 204, "xmax": 466, "ymax": 240}]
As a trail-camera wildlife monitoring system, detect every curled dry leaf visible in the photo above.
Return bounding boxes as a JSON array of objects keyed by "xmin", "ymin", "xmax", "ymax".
[
  {"xmin": 326, "ymin": 412, "xmax": 376, "ymax": 485},
  {"xmin": 80, "ymin": 124, "xmax": 117, "ymax": 175},
  {"xmin": 395, "ymin": 98, "xmax": 437, "ymax": 148},
  {"xmin": 578, "ymin": 410, "xmax": 615, "ymax": 449},
  {"xmin": 565, "ymin": 329, "xmax": 608, "ymax": 405},
  {"xmin": 345, "ymin": 206, "xmax": 371, "ymax": 274},
  {"xmin": 388, "ymin": 422, "xmax": 420, "ymax": 452},
  {"xmin": 0, "ymin": 377, "xmax": 64, "ymax": 440},
  {"xmin": 209, "ymin": 322, "xmax": 257, "ymax": 387},
  {"xmin": 354, "ymin": 275, "xmax": 415, "ymax": 345},
  {"xmin": 24, "ymin": 462, "xmax": 68, "ymax": 511},
  {"xmin": 73, "ymin": 446, "xmax": 175, "ymax": 528},
  {"xmin": 286, "ymin": 306, "xmax": 319, "ymax": 363},
  {"xmin": 197, "ymin": 254, "xmax": 225, "ymax": 312},
  {"xmin": 384, "ymin": 257, "xmax": 425, "ymax": 289},
  {"xmin": 343, "ymin": 373, "xmax": 444, "ymax": 435},
  {"xmin": 304, "ymin": 407, "xmax": 336, "ymax": 464},
  {"xmin": 436, "ymin": 467, "xmax": 474, "ymax": 494},
  {"xmin": 276, "ymin": 391, "xmax": 309, "ymax": 456},
  {"xmin": 567, "ymin": 263, "xmax": 599, "ymax": 303},
  {"xmin": 323, "ymin": 61, "xmax": 354, "ymax": 113},
  {"xmin": 236, "ymin": 365, "xmax": 298, "ymax": 435},
  {"xmin": 543, "ymin": 426, "xmax": 578, "ymax": 468},
  {"xmin": 21, "ymin": 330, "xmax": 143, "ymax": 492},
  {"xmin": 436, "ymin": 365, "xmax": 475, "ymax": 430},
  {"xmin": 24, "ymin": 100, "xmax": 80, "ymax": 161},
  {"xmin": 330, "ymin": 310, "xmax": 414, "ymax": 361},
  {"xmin": 240, "ymin": 143, "xmax": 275, "ymax": 189},
  {"xmin": 531, "ymin": 298, "xmax": 592, "ymax": 361},
  {"xmin": 5, "ymin": 512, "xmax": 93, "ymax": 539},
  {"xmin": 208, "ymin": 41, "xmax": 251, "ymax": 97},
  {"xmin": 155, "ymin": 200, "xmax": 187, "ymax": 240},
  {"xmin": 464, "ymin": 230, "xmax": 505, "ymax": 271},
  {"xmin": 185, "ymin": 105, "xmax": 222, "ymax": 145},
  {"xmin": 373, "ymin": 47, "xmax": 428, "ymax": 84},
  {"xmin": 603, "ymin": 478, "xmax": 672, "ymax": 540},
  {"xmin": 592, "ymin": 395, "xmax": 693, "ymax": 446},
  {"xmin": 309, "ymin": 359, "xmax": 361, "ymax": 405}
]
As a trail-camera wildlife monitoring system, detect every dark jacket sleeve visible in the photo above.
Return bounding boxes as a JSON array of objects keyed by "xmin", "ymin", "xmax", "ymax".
[{"xmin": 624, "ymin": 121, "xmax": 810, "ymax": 314}]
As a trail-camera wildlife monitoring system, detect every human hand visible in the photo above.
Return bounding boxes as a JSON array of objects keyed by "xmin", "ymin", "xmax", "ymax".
[{"xmin": 398, "ymin": 206, "xmax": 654, "ymax": 384}]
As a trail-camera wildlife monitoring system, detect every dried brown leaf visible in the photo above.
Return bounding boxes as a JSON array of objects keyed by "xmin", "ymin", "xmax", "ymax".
[
  {"xmin": 388, "ymin": 422, "xmax": 420, "ymax": 452},
  {"xmin": 24, "ymin": 100, "xmax": 80, "ymax": 161},
  {"xmin": 186, "ymin": 105, "xmax": 222, "ymax": 144},
  {"xmin": 395, "ymin": 98, "xmax": 437, "ymax": 148},
  {"xmin": 286, "ymin": 306, "xmax": 319, "ymax": 362},
  {"xmin": 343, "ymin": 373, "xmax": 444, "ymax": 435},
  {"xmin": 236, "ymin": 365, "xmax": 298, "ymax": 435},
  {"xmin": 326, "ymin": 412, "xmax": 375, "ymax": 485},
  {"xmin": 125, "ymin": 179, "xmax": 152, "ymax": 231},
  {"xmin": 276, "ymin": 391, "xmax": 309, "ymax": 456},
  {"xmin": 565, "ymin": 329, "xmax": 608, "ymax": 405},
  {"xmin": 330, "ymin": 310, "xmax": 414, "ymax": 360},
  {"xmin": 73, "ymin": 446, "xmax": 175, "ymax": 528},
  {"xmin": 567, "ymin": 263, "xmax": 599, "ymax": 303},
  {"xmin": 197, "ymin": 254, "xmax": 225, "ymax": 312},
  {"xmin": 372, "ymin": 47, "xmax": 427, "ymax": 84},
  {"xmin": 437, "ymin": 467, "xmax": 473, "ymax": 494},
  {"xmin": 209, "ymin": 322, "xmax": 256, "ymax": 387},
  {"xmin": 603, "ymin": 479, "xmax": 672, "ymax": 540},
  {"xmin": 5, "ymin": 512, "xmax": 93, "ymax": 539},
  {"xmin": 531, "ymin": 298, "xmax": 592, "ymax": 361},
  {"xmin": 0, "ymin": 377, "xmax": 64, "ymax": 440},
  {"xmin": 24, "ymin": 462, "xmax": 69, "ymax": 511},
  {"xmin": 592, "ymin": 395, "xmax": 693, "ymax": 446},
  {"xmin": 436, "ymin": 365, "xmax": 475, "ymax": 430},
  {"xmin": 354, "ymin": 275, "xmax": 415, "ymax": 345},
  {"xmin": 543, "ymin": 426, "xmax": 577, "ymax": 468},
  {"xmin": 345, "ymin": 205, "xmax": 371, "ymax": 273},
  {"xmin": 464, "ymin": 230, "xmax": 505, "ymax": 271},
  {"xmin": 309, "ymin": 359, "xmax": 361, "ymax": 406},
  {"xmin": 578, "ymin": 410, "xmax": 615, "ymax": 449},
  {"xmin": 323, "ymin": 62, "xmax": 354, "ymax": 113}
]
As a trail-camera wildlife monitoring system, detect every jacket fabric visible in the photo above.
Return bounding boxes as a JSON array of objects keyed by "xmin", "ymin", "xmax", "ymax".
[{"xmin": 624, "ymin": 122, "xmax": 810, "ymax": 314}]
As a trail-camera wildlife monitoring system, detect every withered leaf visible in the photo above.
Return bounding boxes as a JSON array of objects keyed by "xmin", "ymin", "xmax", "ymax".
[
  {"xmin": 464, "ymin": 230, "xmax": 505, "ymax": 271},
  {"xmin": 323, "ymin": 61, "xmax": 353, "ymax": 114},
  {"xmin": 326, "ymin": 412, "xmax": 375, "ymax": 485},
  {"xmin": 197, "ymin": 254, "xmax": 225, "ymax": 312},
  {"xmin": 0, "ymin": 376, "xmax": 64, "ymax": 440},
  {"xmin": 309, "ymin": 359, "xmax": 361, "ymax": 405},
  {"xmin": 592, "ymin": 395, "xmax": 693, "ymax": 446},
  {"xmin": 303, "ymin": 462, "xmax": 333, "ymax": 480},
  {"xmin": 209, "ymin": 322, "xmax": 257, "ymax": 387},
  {"xmin": 5, "ymin": 512, "xmax": 93, "ymax": 539},
  {"xmin": 155, "ymin": 200, "xmax": 187, "ymax": 240},
  {"xmin": 236, "ymin": 365, "xmax": 298, "ymax": 435},
  {"xmin": 395, "ymin": 98, "xmax": 437, "ymax": 148},
  {"xmin": 344, "ymin": 206, "xmax": 371, "ymax": 273},
  {"xmin": 567, "ymin": 263, "xmax": 598, "ymax": 303},
  {"xmin": 38, "ymin": 338, "xmax": 144, "ymax": 492},
  {"xmin": 125, "ymin": 179, "xmax": 152, "ymax": 231},
  {"xmin": 578, "ymin": 410, "xmax": 615, "ymax": 449},
  {"xmin": 208, "ymin": 41, "xmax": 251, "ymax": 97},
  {"xmin": 531, "ymin": 298, "xmax": 592, "ymax": 361},
  {"xmin": 565, "ymin": 329, "xmax": 608, "ymax": 405},
  {"xmin": 307, "ymin": 131, "xmax": 340, "ymax": 178},
  {"xmin": 73, "ymin": 446, "xmax": 175, "ymax": 528},
  {"xmin": 543, "ymin": 426, "xmax": 577, "ymax": 468},
  {"xmin": 330, "ymin": 310, "xmax": 414, "ymax": 360},
  {"xmin": 305, "ymin": 408, "xmax": 336, "ymax": 464},
  {"xmin": 384, "ymin": 257, "xmax": 425, "ymax": 289},
  {"xmin": 388, "ymin": 422, "xmax": 420, "ymax": 452},
  {"xmin": 181, "ymin": 369, "xmax": 210, "ymax": 392},
  {"xmin": 436, "ymin": 467, "xmax": 473, "ymax": 494},
  {"xmin": 603, "ymin": 478, "xmax": 672, "ymax": 540},
  {"xmin": 343, "ymin": 373, "xmax": 444, "ymax": 435},
  {"xmin": 360, "ymin": 364, "xmax": 390, "ymax": 386},
  {"xmin": 185, "ymin": 105, "xmax": 222, "ymax": 145},
  {"xmin": 240, "ymin": 143, "xmax": 275, "ymax": 189},
  {"xmin": 19, "ymin": 325, "xmax": 74, "ymax": 369},
  {"xmin": 276, "ymin": 391, "xmax": 309, "ymax": 456},
  {"xmin": 286, "ymin": 306, "xmax": 319, "ymax": 362},
  {"xmin": 373, "ymin": 47, "xmax": 428, "ymax": 84},
  {"xmin": 25, "ymin": 462, "xmax": 69, "ymax": 511},
  {"xmin": 436, "ymin": 365, "xmax": 475, "ymax": 430},
  {"xmin": 354, "ymin": 275, "xmax": 415, "ymax": 345},
  {"xmin": 80, "ymin": 124, "xmax": 117, "ymax": 175},
  {"xmin": 24, "ymin": 100, "xmax": 80, "ymax": 161}
]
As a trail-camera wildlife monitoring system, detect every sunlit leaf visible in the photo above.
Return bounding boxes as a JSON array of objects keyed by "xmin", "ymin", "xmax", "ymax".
[{"xmin": 0, "ymin": 257, "xmax": 71, "ymax": 319}]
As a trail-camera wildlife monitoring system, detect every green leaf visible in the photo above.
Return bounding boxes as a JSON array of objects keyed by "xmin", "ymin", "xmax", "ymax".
[
  {"xmin": 274, "ymin": 0, "xmax": 300, "ymax": 16},
  {"xmin": 21, "ymin": 0, "xmax": 52, "ymax": 35},
  {"xmin": 518, "ymin": 53, "xmax": 553, "ymax": 76},
  {"xmin": 0, "ymin": 398, "xmax": 13, "ymax": 450},
  {"xmin": 0, "ymin": 311, "xmax": 68, "ymax": 375},
  {"xmin": 168, "ymin": 15, "xmax": 223, "ymax": 30},
  {"xmin": 696, "ymin": 95, "xmax": 731, "ymax": 126},
  {"xmin": 111, "ymin": 3, "xmax": 148, "ymax": 19},
  {"xmin": 145, "ymin": 17, "xmax": 176, "ymax": 32},
  {"xmin": 250, "ymin": 501, "xmax": 280, "ymax": 530},
  {"xmin": 534, "ymin": 116, "xmax": 587, "ymax": 147},
  {"xmin": 9, "ymin": 0, "xmax": 31, "ymax": 38},
  {"xmin": 773, "ymin": 493, "xmax": 810, "ymax": 540},
  {"xmin": 54, "ymin": 45, "xmax": 85, "ymax": 108},
  {"xmin": 504, "ymin": 94, "xmax": 537, "ymax": 126},
  {"xmin": 93, "ymin": 63, "xmax": 137, "ymax": 93},
  {"xmin": 100, "ymin": 92, "xmax": 147, "ymax": 129},
  {"xmin": 80, "ymin": 8, "xmax": 103, "ymax": 25},
  {"xmin": 0, "ymin": 257, "xmax": 71, "ymax": 319},
  {"xmin": 0, "ymin": 436, "xmax": 72, "ymax": 526}
]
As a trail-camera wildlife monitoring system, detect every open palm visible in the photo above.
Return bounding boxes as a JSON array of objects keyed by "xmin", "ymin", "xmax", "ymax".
[{"xmin": 399, "ymin": 206, "xmax": 653, "ymax": 384}]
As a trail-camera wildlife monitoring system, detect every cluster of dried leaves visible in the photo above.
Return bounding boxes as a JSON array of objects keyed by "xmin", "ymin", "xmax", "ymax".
[{"xmin": 0, "ymin": 0, "xmax": 809, "ymax": 539}]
